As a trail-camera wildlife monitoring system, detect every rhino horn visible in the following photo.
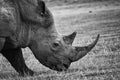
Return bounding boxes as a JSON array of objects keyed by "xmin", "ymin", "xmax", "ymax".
[
  {"xmin": 63, "ymin": 31, "xmax": 77, "ymax": 45},
  {"xmin": 71, "ymin": 34, "xmax": 100, "ymax": 62}
]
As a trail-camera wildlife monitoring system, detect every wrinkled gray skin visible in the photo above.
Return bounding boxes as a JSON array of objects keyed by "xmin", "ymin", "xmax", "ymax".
[{"xmin": 0, "ymin": 0, "xmax": 100, "ymax": 76}]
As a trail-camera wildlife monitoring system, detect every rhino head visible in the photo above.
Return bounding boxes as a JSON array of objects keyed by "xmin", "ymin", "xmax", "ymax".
[
  {"xmin": 30, "ymin": 30, "xmax": 99, "ymax": 71},
  {"xmin": 20, "ymin": 0, "xmax": 100, "ymax": 71},
  {"xmin": 0, "ymin": 0, "xmax": 99, "ymax": 75}
]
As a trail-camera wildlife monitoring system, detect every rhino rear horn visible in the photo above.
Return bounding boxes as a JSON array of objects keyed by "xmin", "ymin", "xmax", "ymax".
[
  {"xmin": 63, "ymin": 31, "xmax": 77, "ymax": 45},
  {"xmin": 71, "ymin": 34, "xmax": 100, "ymax": 62}
]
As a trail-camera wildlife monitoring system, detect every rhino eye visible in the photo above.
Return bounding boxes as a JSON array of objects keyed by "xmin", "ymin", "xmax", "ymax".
[
  {"xmin": 51, "ymin": 42, "xmax": 60, "ymax": 51},
  {"xmin": 52, "ymin": 42, "xmax": 59, "ymax": 48},
  {"xmin": 40, "ymin": 12, "xmax": 44, "ymax": 16}
]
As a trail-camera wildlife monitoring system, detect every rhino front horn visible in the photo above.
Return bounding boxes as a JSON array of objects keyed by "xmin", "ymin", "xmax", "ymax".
[
  {"xmin": 63, "ymin": 31, "xmax": 77, "ymax": 45},
  {"xmin": 71, "ymin": 34, "xmax": 100, "ymax": 62}
]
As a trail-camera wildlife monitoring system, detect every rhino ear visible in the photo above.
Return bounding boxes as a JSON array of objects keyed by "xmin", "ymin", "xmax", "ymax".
[
  {"xmin": 63, "ymin": 31, "xmax": 77, "ymax": 45},
  {"xmin": 37, "ymin": 0, "xmax": 46, "ymax": 16}
]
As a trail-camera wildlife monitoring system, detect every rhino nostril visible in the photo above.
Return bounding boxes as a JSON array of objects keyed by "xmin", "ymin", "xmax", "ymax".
[{"xmin": 63, "ymin": 64, "xmax": 68, "ymax": 69}]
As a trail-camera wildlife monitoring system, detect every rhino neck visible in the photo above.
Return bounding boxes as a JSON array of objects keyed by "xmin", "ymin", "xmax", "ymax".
[{"xmin": 15, "ymin": 24, "xmax": 31, "ymax": 48}]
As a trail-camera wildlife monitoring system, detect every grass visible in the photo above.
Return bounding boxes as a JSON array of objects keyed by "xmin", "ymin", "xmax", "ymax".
[{"xmin": 0, "ymin": 1, "xmax": 120, "ymax": 80}]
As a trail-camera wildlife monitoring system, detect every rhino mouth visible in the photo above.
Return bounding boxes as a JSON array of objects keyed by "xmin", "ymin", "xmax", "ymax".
[
  {"xmin": 46, "ymin": 54, "xmax": 70, "ymax": 72},
  {"xmin": 51, "ymin": 64, "xmax": 69, "ymax": 71}
]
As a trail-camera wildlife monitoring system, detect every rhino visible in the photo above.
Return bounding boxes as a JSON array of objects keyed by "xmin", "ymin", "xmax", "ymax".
[{"xmin": 0, "ymin": 0, "xmax": 100, "ymax": 76}]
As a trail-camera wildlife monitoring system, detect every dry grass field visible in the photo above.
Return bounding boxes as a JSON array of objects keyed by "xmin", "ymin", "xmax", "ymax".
[{"xmin": 0, "ymin": 0, "xmax": 120, "ymax": 80}]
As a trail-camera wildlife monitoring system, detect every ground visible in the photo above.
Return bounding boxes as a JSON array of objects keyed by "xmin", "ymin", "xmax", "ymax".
[{"xmin": 0, "ymin": 0, "xmax": 120, "ymax": 80}]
